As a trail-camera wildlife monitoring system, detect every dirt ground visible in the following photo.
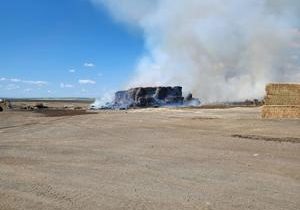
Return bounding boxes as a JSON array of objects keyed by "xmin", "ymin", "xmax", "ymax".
[
  {"xmin": 0, "ymin": 107, "xmax": 299, "ymax": 210},
  {"xmin": 11, "ymin": 100, "xmax": 93, "ymax": 110}
]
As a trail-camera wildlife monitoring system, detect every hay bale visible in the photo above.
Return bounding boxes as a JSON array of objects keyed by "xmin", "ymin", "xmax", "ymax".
[
  {"xmin": 264, "ymin": 94, "xmax": 300, "ymax": 105},
  {"xmin": 266, "ymin": 83, "xmax": 300, "ymax": 95},
  {"xmin": 34, "ymin": 103, "xmax": 48, "ymax": 109},
  {"xmin": 114, "ymin": 86, "xmax": 184, "ymax": 108},
  {"xmin": 262, "ymin": 105, "xmax": 300, "ymax": 119},
  {"xmin": 0, "ymin": 100, "xmax": 11, "ymax": 111}
]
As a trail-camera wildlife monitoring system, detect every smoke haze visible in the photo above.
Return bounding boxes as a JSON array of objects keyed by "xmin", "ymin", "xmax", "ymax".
[{"xmin": 92, "ymin": 0, "xmax": 300, "ymax": 102}]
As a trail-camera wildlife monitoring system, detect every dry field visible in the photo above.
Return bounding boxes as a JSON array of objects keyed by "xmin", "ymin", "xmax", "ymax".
[
  {"xmin": 0, "ymin": 106, "xmax": 299, "ymax": 210},
  {"xmin": 10, "ymin": 100, "xmax": 93, "ymax": 110}
]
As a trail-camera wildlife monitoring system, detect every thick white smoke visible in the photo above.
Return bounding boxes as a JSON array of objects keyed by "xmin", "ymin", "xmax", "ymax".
[{"xmin": 92, "ymin": 0, "xmax": 300, "ymax": 102}]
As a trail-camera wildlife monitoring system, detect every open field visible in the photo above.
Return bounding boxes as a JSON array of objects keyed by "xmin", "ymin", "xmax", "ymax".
[
  {"xmin": 0, "ymin": 107, "xmax": 299, "ymax": 210},
  {"xmin": 8, "ymin": 99, "xmax": 94, "ymax": 110}
]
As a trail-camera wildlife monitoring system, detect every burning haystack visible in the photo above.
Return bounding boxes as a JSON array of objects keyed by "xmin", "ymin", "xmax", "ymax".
[
  {"xmin": 262, "ymin": 83, "xmax": 300, "ymax": 119},
  {"xmin": 100, "ymin": 86, "xmax": 200, "ymax": 109}
]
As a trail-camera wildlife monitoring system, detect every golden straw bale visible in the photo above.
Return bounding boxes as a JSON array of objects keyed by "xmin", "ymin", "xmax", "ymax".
[
  {"xmin": 262, "ymin": 105, "xmax": 300, "ymax": 119},
  {"xmin": 266, "ymin": 83, "xmax": 300, "ymax": 95},
  {"xmin": 264, "ymin": 94, "xmax": 300, "ymax": 105}
]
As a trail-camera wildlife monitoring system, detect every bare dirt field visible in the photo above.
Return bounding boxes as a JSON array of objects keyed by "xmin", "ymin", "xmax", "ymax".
[{"xmin": 0, "ymin": 107, "xmax": 299, "ymax": 210}]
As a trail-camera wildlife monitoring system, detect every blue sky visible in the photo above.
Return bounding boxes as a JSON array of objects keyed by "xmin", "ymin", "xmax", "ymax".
[{"xmin": 0, "ymin": 0, "xmax": 144, "ymax": 98}]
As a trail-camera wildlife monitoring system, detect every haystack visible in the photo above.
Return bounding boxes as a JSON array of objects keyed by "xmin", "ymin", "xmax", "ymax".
[
  {"xmin": 264, "ymin": 94, "xmax": 300, "ymax": 105},
  {"xmin": 265, "ymin": 83, "xmax": 300, "ymax": 95},
  {"xmin": 262, "ymin": 105, "xmax": 300, "ymax": 119},
  {"xmin": 262, "ymin": 83, "xmax": 300, "ymax": 119}
]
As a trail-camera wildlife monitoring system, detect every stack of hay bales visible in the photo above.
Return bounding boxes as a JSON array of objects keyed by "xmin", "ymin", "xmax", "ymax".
[{"xmin": 262, "ymin": 83, "xmax": 300, "ymax": 119}]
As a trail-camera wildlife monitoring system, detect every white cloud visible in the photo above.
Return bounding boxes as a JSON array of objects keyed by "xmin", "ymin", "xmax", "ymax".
[
  {"xmin": 60, "ymin": 83, "xmax": 74, "ymax": 88},
  {"xmin": 84, "ymin": 63, "xmax": 95, "ymax": 68},
  {"xmin": 24, "ymin": 88, "xmax": 32, "ymax": 92},
  {"xmin": 6, "ymin": 84, "xmax": 20, "ymax": 90},
  {"xmin": 0, "ymin": 77, "xmax": 48, "ymax": 86},
  {"xmin": 69, "ymin": 69, "xmax": 76, "ymax": 73},
  {"xmin": 23, "ymin": 80, "xmax": 48, "ymax": 86},
  {"xmin": 10, "ymin": 78, "xmax": 21, "ymax": 82},
  {"xmin": 78, "ymin": 79, "xmax": 96, "ymax": 84}
]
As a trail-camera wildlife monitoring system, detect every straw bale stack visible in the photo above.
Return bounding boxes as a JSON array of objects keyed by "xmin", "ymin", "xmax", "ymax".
[
  {"xmin": 264, "ymin": 94, "xmax": 300, "ymax": 105},
  {"xmin": 262, "ymin": 83, "xmax": 300, "ymax": 119},
  {"xmin": 265, "ymin": 83, "xmax": 300, "ymax": 95},
  {"xmin": 262, "ymin": 105, "xmax": 300, "ymax": 118}
]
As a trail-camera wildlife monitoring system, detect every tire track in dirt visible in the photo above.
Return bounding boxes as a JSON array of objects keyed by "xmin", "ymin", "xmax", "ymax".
[
  {"xmin": 0, "ymin": 181, "xmax": 99, "ymax": 210},
  {"xmin": 231, "ymin": 134, "xmax": 300, "ymax": 143},
  {"xmin": 0, "ymin": 116, "xmax": 80, "ymax": 132},
  {"xmin": 29, "ymin": 183, "xmax": 99, "ymax": 209}
]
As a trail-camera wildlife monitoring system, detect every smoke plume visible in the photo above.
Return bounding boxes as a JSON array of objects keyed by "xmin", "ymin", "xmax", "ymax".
[{"xmin": 92, "ymin": 0, "xmax": 300, "ymax": 102}]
